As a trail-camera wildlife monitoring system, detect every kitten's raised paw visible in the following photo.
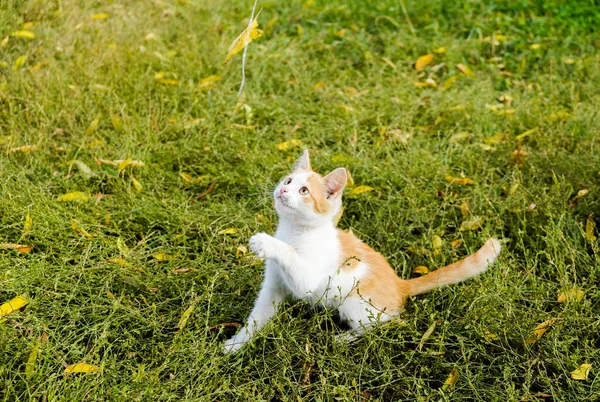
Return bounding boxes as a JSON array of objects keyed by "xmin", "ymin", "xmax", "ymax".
[
  {"xmin": 249, "ymin": 232, "xmax": 277, "ymax": 259},
  {"xmin": 223, "ymin": 333, "xmax": 250, "ymax": 354}
]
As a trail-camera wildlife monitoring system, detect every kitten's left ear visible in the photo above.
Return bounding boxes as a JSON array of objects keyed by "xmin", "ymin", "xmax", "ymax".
[
  {"xmin": 324, "ymin": 168, "xmax": 347, "ymax": 199},
  {"xmin": 294, "ymin": 150, "xmax": 312, "ymax": 171}
]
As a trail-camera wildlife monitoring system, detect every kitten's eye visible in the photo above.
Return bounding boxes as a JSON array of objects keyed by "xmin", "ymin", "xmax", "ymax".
[
  {"xmin": 299, "ymin": 187, "xmax": 309, "ymax": 195},
  {"xmin": 284, "ymin": 178, "xmax": 292, "ymax": 185}
]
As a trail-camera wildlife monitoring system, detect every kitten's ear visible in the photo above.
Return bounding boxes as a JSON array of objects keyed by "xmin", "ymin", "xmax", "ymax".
[
  {"xmin": 294, "ymin": 150, "xmax": 312, "ymax": 171},
  {"xmin": 324, "ymin": 168, "xmax": 347, "ymax": 199}
]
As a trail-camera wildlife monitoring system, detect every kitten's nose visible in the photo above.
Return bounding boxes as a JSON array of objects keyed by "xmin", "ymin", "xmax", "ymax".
[{"xmin": 280, "ymin": 187, "xmax": 288, "ymax": 195}]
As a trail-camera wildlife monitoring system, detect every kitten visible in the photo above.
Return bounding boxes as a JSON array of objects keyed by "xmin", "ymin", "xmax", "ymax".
[{"xmin": 223, "ymin": 150, "xmax": 501, "ymax": 353}]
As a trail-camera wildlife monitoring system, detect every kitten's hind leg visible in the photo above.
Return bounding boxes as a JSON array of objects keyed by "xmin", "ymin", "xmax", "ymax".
[{"xmin": 335, "ymin": 296, "xmax": 397, "ymax": 344}]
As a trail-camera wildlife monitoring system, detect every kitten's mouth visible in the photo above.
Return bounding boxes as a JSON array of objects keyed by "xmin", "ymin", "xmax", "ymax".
[{"xmin": 276, "ymin": 195, "xmax": 291, "ymax": 207}]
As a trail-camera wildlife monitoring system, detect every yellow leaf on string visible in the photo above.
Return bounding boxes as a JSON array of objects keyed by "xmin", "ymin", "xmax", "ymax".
[
  {"xmin": 0, "ymin": 243, "xmax": 33, "ymax": 253},
  {"xmin": 8, "ymin": 145, "xmax": 37, "ymax": 153},
  {"xmin": 525, "ymin": 319, "xmax": 556, "ymax": 344},
  {"xmin": 219, "ymin": 228, "xmax": 238, "ymax": 235},
  {"xmin": 224, "ymin": 15, "xmax": 263, "ymax": 64},
  {"xmin": 11, "ymin": 30, "xmax": 35, "ymax": 39},
  {"xmin": 0, "ymin": 295, "xmax": 29, "ymax": 317},
  {"xmin": 415, "ymin": 54, "xmax": 433, "ymax": 71},
  {"xmin": 347, "ymin": 185, "xmax": 374, "ymax": 196},
  {"xmin": 277, "ymin": 139, "xmax": 302, "ymax": 151},
  {"xmin": 445, "ymin": 176, "xmax": 473, "ymax": 185},
  {"xmin": 442, "ymin": 368, "xmax": 459, "ymax": 391},
  {"xmin": 64, "ymin": 363, "xmax": 100, "ymax": 373},
  {"xmin": 57, "ymin": 191, "xmax": 89, "ymax": 202},
  {"xmin": 456, "ymin": 64, "xmax": 475, "ymax": 77},
  {"xmin": 585, "ymin": 215, "xmax": 597, "ymax": 243},
  {"xmin": 131, "ymin": 177, "xmax": 143, "ymax": 192},
  {"xmin": 91, "ymin": 13, "xmax": 109, "ymax": 20},
  {"xmin": 413, "ymin": 266, "xmax": 429, "ymax": 274},
  {"xmin": 557, "ymin": 288, "xmax": 584, "ymax": 303},
  {"xmin": 571, "ymin": 364, "xmax": 592, "ymax": 381}
]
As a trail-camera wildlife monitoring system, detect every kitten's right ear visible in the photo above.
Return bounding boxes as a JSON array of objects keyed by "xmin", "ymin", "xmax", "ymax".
[
  {"xmin": 324, "ymin": 168, "xmax": 347, "ymax": 199},
  {"xmin": 294, "ymin": 150, "xmax": 312, "ymax": 171}
]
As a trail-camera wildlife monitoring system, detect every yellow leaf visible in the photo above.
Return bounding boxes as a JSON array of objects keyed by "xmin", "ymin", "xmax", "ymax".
[
  {"xmin": 557, "ymin": 288, "xmax": 584, "ymax": 303},
  {"xmin": 152, "ymin": 253, "xmax": 173, "ymax": 261},
  {"xmin": 64, "ymin": 363, "xmax": 100, "ymax": 373},
  {"xmin": 25, "ymin": 343, "xmax": 39, "ymax": 379},
  {"xmin": 483, "ymin": 331, "xmax": 499, "ymax": 341},
  {"xmin": 417, "ymin": 321, "xmax": 437, "ymax": 351},
  {"xmin": 445, "ymin": 176, "xmax": 473, "ymax": 185},
  {"xmin": 460, "ymin": 202, "xmax": 470, "ymax": 217},
  {"xmin": 415, "ymin": 54, "xmax": 434, "ymax": 71},
  {"xmin": 432, "ymin": 235, "xmax": 443, "ymax": 255},
  {"xmin": 413, "ymin": 78, "xmax": 437, "ymax": 88},
  {"xmin": 525, "ymin": 319, "xmax": 556, "ymax": 344},
  {"xmin": 225, "ymin": 15, "xmax": 263, "ymax": 64},
  {"xmin": 109, "ymin": 257, "xmax": 132, "ymax": 268},
  {"xmin": 484, "ymin": 133, "xmax": 505, "ymax": 144},
  {"xmin": 451, "ymin": 239, "xmax": 463, "ymax": 249},
  {"xmin": 443, "ymin": 75, "xmax": 458, "ymax": 90},
  {"xmin": 75, "ymin": 160, "xmax": 94, "ymax": 180},
  {"xmin": 573, "ymin": 189, "xmax": 589, "ymax": 202},
  {"xmin": 117, "ymin": 159, "xmax": 145, "ymax": 171},
  {"xmin": 180, "ymin": 172, "xmax": 203, "ymax": 184},
  {"xmin": 1, "ymin": 243, "xmax": 34, "ymax": 253},
  {"xmin": 347, "ymin": 185, "xmax": 374, "ymax": 196},
  {"xmin": 219, "ymin": 228, "xmax": 238, "ymax": 235},
  {"xmin": 8, "ymin": 145, "xmax": 37, "ymax": 153},
  {"xmin": 117, "ymin": 237, "xmax": 130, "ymax": 255},
  {"xmin": 460, "ymin": 217, "xmax": 484, "ymax": 232},
  {"xmin": 456, "ymin": 64, "xmax": 475, "ymax": 77},
  {"xmin": 178, "ymin": 299, "xmax": 198, "ymax": 330},
  {"xmin": 84, "ymin": 117, "xmax": 100, "ymax": 136},
  {"xmin": 111, "ymin": 115, "xmax": 123, "ymax": 131},
  {"xmin": 131, "ymin": 177, "xmax": 143, "ymax": 192},
  {"xmin": 442, "ymin": 368, "xmax": 459, "ymax": 391},
  {"xmin": 236, "ymin": 245, "xmax": 248, "ymax": 258},
  {"xmin": 433, "ymin": 47, "xmax": 446, "ymax": 54},
  {"xmin": 413, "ymin": 266, "xmax": 429, "ymax": 274},
  {"xmin": 57, "ymin": 191, "xmax": 89, "ymax": 202},
  {"xmin": 585, "ymin": 215, "xmax": 597, "ymax": 243},
  {"xmin": 529, "ymin": 43, "xmax": 541, "ymax": 50},
  {"xmin": 0, "ymin": 61, "xmax": 8, "ymax": 68},
  {"xmin": 1, "ymin": 36, "xmax": 8, "ymax": 46},
  {"xmin": 91, "ymin": 13, "xmax": 110, "ymax": 20},
  {"xmin": 515, "ymin": 128, "xmax": 537, "ymax": 140},
  {"xmin": 71, "ymin": 220, "xmax": 93, "ymax": 238},
  {"xmin": 277, "ymin": 139, "xmax": 302, "ymax": 151},
  {"xmin": 21, "ymin": 215, "xmax": 33, "ymax": 239},
  {"xmin": 296, "ymin": 24, "xmax": 303, "ymax": 36},
  {"xmin": 571, "ymin": 364, "xmax": 592, "ymax": 381},
  {"xmin": 11, "ymin": 30, "xmax": 35, "ymax": 39},
  {"xmin": 0, "ymin": 295, "xmax": 29, "ymax": 317},
  {"xmin": 198, "ymin": 75, "xmax": 221, "ymax": 90}
]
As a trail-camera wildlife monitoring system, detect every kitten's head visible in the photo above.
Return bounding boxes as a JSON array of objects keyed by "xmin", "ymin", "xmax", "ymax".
[{"xmin": 273, "ymin": 150, "xmax": 347, "ymax": 225}]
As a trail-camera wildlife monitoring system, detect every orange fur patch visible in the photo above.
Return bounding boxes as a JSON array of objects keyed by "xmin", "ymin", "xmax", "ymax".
[{"xmin": 305, "ymin": 174, "xmax": 331, "ymax": 214}]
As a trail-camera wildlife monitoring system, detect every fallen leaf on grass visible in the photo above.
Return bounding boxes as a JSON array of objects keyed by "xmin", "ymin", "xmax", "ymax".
[
  {"xmin": 13, "ymin": 55, "xmax": 27, "ymax": 71},
  {"xmin": 415, "ymin": 54, "xmax": 433, "ymax": 71},
  {"xmin": 75, "ymin": 160, "xmax": 94, "ymax": 179},
  {"xmin": 172, "ymin": 267, "xmax": 191, "ymax": 274},
  {"xmin": 571, "ymin": 364, "xmax": 592, "ymax": 381},
  {"xmin": 178, "ymin": 299, "xmax": 199, "ymax": 330},
  {"xmin": 511, "ymin": 145, "xmax": 529, "ymax": 167},
  {"xmin": 198, "ymin": 75, "xmax": 221, "ymax": 90},
  {"xmin": 525, "ymin": 319, "xmax": 556, "ymax": 344},
  {"xmin": 460, "ymin": 217, "xmax": 484, "ymax": 232},
  {"xmin": 84, "ymin": 118, "xmax": 100, "ymax": 136},
  {"xmin": 557, "ymin": 288, "xmax": 584, "ymax": 303},
  {"xmin": 413, "ymin": 78, "xmax": 437, "ymax": 88},
  {"xmin": 456, "ymin": 64, "xmax": 475, "ymax": 77},
  {"xmin": 154, "ymin": 72, "xmax": 179, "ymax": 86},
  {"xmin": 417, "ymin": 321, "xmax": 437, "ymax": 351},
  {"xmin": 443, "ymin": 75, "xmax": 458, "ymax": 90},
  {"xmin": 0, "ymin": 243, "xmax": 33, "ymax": 253},
  {"xmin": 225, "ymin": 15, "xmax": 263, "ymax": 64},
  {"xmin": 0, "ymin": 295, "xmax": 29, "ymax": 317},
  {"xmin": 11, "ymin": 30, "xmax": 35, "ymax": 39},
  {"xmin": 236, "ymin": 245, "xmax": 248, "ymax": 257},
  {"xmin": 432, "ymin": 235, "xmax": 443, "ymax": 255},
  {"xmin": 25, "ymin": 343, "xmax": 39, "ymax": 378},
  {"xmin": 433, "ymin": 47, "xmax": 446, "ymax": 54},
  {"xmin": 445, "ymin": 176, "xmax": 473, "ymax": 185},
  {"xmin": 483, "ymin": 331, "xmax": 499, "ymax": 341},
  {"xmin": 57, "ymin": 191, "xmax": 89, "ymax": 202},
  {"xmin": 347, "ymin": 186, "xmax": 374, "ymax": 196},
  {"xmin": 20, "ymin": 215, "xmax": 33, "ymax": 240},
  {"xmin": 451, "ymin": 239, "xmax": 463, "ymax": 249},
  {"xmin": 71, "ymin": 220, "xmax": 93, "ymax": 238},
  {"xmin": 219, "ymin": 228, "xmax": 238, "ymax": 235},
  {"xmin": 413, "ymin": 266, "xmax": 429, "ymax": 274},
  {"xmin": 131, "ymin": 177, "xmax": 143, "ymax": 192},
  {"xmin": 460, "ymin": 202, "xmax": 470, "ymax": 216},
  {"xmin": 277, "ymin": 139, "xmax": 301, "ymax": 151},
  {"xmin": 109, "ymin": 257, "xmax": 144, "ymax": 273},
  {"xmin": 180, "ymin": 172, "xmax": 203, "ymax": 184},
  {"xmin": 442, "ymin": 368, "xmax": 459, "ymax": 391},
  {"xmin": 152, "ymin": 253, "xmax": 176, "ymax": 261},
  {"xmin": 8, "ymin": 145, "xmax": 37, "ymax": 153},
  {"xmin": 585, "ymin": 215, "xmax": 597, "ymax": 243},
  {"xmin": 64, "ymin": 363, "xmax": 99, "ymax": 373},
  {"xmin": 515, "ymin": 128, "xmax": 537, "ymax": 140},
  {"xmin": 118, "ymin": 158, "xmax": 145, "ymax": 171},
  {"xmin": 91, "ymin": 13, "xmax": 109, "ymax": 20}
]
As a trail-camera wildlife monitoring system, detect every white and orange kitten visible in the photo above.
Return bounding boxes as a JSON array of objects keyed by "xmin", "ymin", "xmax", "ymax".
[{"xmin": 223, "ymin": 150, "xmax": 501, "ymax": 353}]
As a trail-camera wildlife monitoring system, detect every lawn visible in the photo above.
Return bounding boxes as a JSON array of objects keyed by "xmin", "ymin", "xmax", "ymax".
[{"xmin": 1, "ymin": 0, "xmax": 599, "ymax": 400}]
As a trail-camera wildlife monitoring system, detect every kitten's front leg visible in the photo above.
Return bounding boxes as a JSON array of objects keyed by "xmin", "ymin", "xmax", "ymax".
[{"xmin": 249, "ymin": 232, "xmax": 293, "ymax": 261}]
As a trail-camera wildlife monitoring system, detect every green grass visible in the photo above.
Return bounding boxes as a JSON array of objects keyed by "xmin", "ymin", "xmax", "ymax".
[{"xmin": 1, "ymin": 0, "xmax": 599, "ymax": 400}]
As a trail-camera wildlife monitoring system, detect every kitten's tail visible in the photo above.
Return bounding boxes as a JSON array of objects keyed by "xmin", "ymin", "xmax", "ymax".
[{"xmin": 405, "ymin": 238, "xmax": 501, "ymax": 297}]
